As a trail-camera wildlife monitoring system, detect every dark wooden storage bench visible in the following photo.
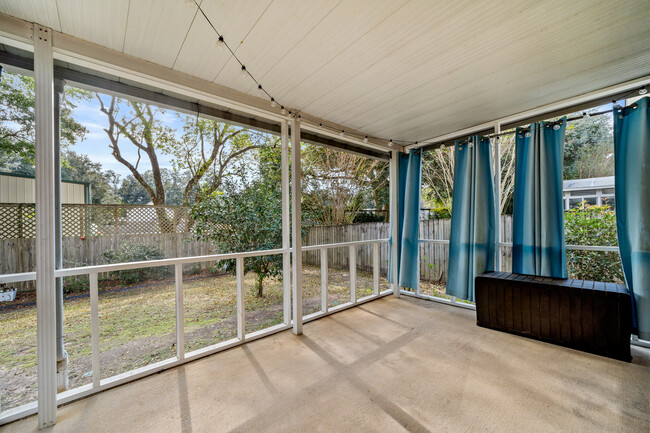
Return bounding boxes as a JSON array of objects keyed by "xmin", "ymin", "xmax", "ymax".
[{"xmin": 475, "ymin": 272, "xmax": 632, "ymax": 361}]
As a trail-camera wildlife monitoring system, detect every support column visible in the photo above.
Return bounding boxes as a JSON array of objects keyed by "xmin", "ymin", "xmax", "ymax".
[
  {"xmin": 291, "ymin": 116, "xmax": 303, "ymax": 334},
  {"xmin": 54, "ymin": 77, "xmax": 68, "ymax": 393},
  {"xmin": 34, "ymin": 24, "xmax": 57, "ymax": 429},
  {"xmin": 390, "ymin": 149, "xmax": 400, "ymax": 297},
  {"xmin": 493, "ymin": 122, "xmax": 502, "ymax": 271},
  {"xmin": 281, "ymin": 120, "xmax": 291, "ymax": 325}
]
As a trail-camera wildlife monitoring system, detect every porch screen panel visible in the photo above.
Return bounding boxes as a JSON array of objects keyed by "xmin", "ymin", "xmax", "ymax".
[
  {"xmin": 446, "ymin": 136, "xmax": 495, "ymax": 302},
  {"xmin": 512, "ymin": 119, "xmax": 567, "ymax": 278},
  {"xmin": 613, "ymin": 97, "xmax": 650, "ymax": 340}
]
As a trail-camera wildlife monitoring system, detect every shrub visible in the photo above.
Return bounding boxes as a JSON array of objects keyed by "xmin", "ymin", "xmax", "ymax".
[
  {"xmin": 564, "ymin": 204, "xmax": 623, "ymax": 283},
  {"xmin": 104, "ymin": 242, "xmax": 167, "ymax": 285},
  {"xmin": 352, "ymin": 211, "xmax": 386, "ymax": 223}
]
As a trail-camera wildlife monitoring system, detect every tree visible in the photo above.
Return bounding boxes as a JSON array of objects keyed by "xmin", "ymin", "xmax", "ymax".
[
  {"xmin": 564, "ymin": 113, "xmax": 613, "ymax": 180},
  {"xmin": 301, "ymin": 144, "xmax": 388, "ymax": 225},
  {"xmin": 96, "ymin": 95, "xmax": 262, "ymax": 230},
  {"xmin": 61, "ymin": 151, "xmax": 120, "ymax": 204},
  {"xmin": 191, "ymin": 145, "xmax": 283, "ymax": 297},
  {"xmin": 118, "ymin": 175, "xmax": 150, "ymax": 204},
  {"xmin": 166, "ymin": 117, "xmax": 263, "ymax": 205},
  {"xmin": 119, "ymin": 169, "xmax": 190, "ymax": 205},
  {"xmin": 422, "ymin": 147, "xmax": 455, "ymax": 216},
  {"xmin": 0, "ymin": 70, "xmax": 90, "ymax": 167},
  {"xmin": 422, "ymin": 135, "xmax": 516, "ymax": 217}
]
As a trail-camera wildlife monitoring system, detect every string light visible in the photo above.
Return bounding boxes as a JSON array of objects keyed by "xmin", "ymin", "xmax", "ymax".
[
  {"xmin": 640, "ymin": 87, "xmax": 648, "ymax": 95},
  {"xmin": 388, "ymin": 139, "xmax": 393, "ymax": 147},
  {"xmin": 192, "ymin": 0, "xmax": 392, "ymax": 149}
]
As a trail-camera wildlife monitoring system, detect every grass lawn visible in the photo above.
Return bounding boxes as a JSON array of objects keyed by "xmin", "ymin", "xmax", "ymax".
[{"xmin": 0, "ymin": 265, "xmax": 390, "ymax": 411}]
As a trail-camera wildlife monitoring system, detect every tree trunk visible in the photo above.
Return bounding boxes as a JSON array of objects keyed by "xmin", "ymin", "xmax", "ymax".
[
  {"xmin": 255, "ymin": 274, "xmax": 264, "ymax": 298},
  {"xmin": 152, "ymin": 197, "xmax": 173, "ymax": 233}
]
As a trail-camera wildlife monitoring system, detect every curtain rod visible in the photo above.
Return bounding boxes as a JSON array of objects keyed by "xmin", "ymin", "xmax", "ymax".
[
  {"xmin": 418, "ymin": 85, "xmax": 647, "ymax": 152},
  {"xmin": 485, "ymin": 108, "xmax": 612, "ymax": 139},
  {"xmin": 421, "ymin": 97, "xmax": 644, "ymax": 152}
]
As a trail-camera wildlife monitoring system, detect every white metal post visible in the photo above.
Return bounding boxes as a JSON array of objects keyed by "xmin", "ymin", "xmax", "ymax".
[
  {"xmin": 34, "ymin": 24, "xmax": 57, "ymax": 429},
  {"xmin": 236, "ymin": 257, "xmax": 245, "ymax": 341},
  {"xmin": 373, "ymin": 242, "xmax": 380, "ymax": 296},
  {"xmin": 281, "ymin": 120, "xmax": 291, "ymax": 325},
  {"xmin": 89, "ymin": 272, "xmax": 100, "ymax": 388},
  {"xmin": 175, "ymin": 264, "xmax": 184, "ymax": 360},
  {"xmin": 349, "ymin": 245, "xmax": 357, "ymax": 303},
  {"xmin": 291, "ymin": 116, "xmax": 303, "ymax": 334},
  {"xmin": 494, "ymin": 122, "xmax": 502, "ymax": 271},
  {"xmin": 320, "ymin": 248, "xmax": 328, "ymax": 313},
  {"xmin": 389, "ymin": 150, "xmax": 400, "ymax": 297}
]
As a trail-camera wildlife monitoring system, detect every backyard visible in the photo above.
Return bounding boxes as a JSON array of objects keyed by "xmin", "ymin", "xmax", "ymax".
[{"xmin": 0, "ymin": 264, "xmax": 400, "ymax": 411}]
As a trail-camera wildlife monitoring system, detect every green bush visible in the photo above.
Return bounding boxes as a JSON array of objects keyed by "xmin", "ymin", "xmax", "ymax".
[
  {"xmin": 62, "ymin": 276, "xmax": 90, "ymax": 295},
  {"xmin": 352, "ymin": 211, "xmax": 386, "ymax": 223},
  {"xmin": 104, "ymin": 242, "xmax": 168, "ymax": 285},
  {"xmin": 564, "ymin": 204, "xmax": 623, "ymax": 283},
  {"xmin": 428, "ymin": 202, "xmax": 451, "ymax": 220}
]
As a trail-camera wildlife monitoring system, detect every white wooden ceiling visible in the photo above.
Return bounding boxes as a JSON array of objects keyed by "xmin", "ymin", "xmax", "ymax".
[{"xmin": 2, "ymin": 0, "xmax": 649, "ymax": 143}]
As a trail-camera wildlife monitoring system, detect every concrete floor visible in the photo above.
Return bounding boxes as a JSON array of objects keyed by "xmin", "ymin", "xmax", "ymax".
[{"xmin": 4, "ymin": 296, "xmax": 649, "ymax": 433}]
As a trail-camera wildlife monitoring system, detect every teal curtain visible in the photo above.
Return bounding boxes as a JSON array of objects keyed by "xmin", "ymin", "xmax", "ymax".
[
  {"xmin": 613, "ymin": 97, "xmax": 650, "ymax": 340},
  {"xmin": 512, "ymin": 118, "xmax": 567, "ymax": 278},
  {"xmin": 447, "ymin": 136, "xmax": 495, "ymax": 302},
  {"xmin": 388, "ymin": 150, "xmax": 422, "ymax": 289}
]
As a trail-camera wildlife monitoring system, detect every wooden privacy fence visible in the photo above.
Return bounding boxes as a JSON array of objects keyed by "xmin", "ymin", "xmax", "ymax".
[
  {"xmin": 2, "ymin": 215, "xmax": 513, "ymax": 290},
  {"xmin": 1, "ymin": 233, "xmax": 216, "ymax": 290},
  {"xmin": 304, "ymin": 216, "xmax": 514, "ymax": 283}
]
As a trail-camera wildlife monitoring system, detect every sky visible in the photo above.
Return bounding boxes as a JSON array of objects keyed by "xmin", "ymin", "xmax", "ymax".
[{"xmin": 68, "ymin": 90, "xmax": 182, "ymax": 179}]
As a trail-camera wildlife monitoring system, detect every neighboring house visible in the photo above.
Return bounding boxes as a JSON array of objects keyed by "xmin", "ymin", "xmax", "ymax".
[
  {"xmin": 562, "ymin": 176, "xmax": 615, "ymax": 210},
  {"xmin": 0, "ymin": 172, "xmax": 91, "ymax": 204}
]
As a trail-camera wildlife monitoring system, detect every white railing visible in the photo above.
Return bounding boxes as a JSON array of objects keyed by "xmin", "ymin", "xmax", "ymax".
[
  {"xmin": 301, "ymin": 239, "xmax": 391, "ymax": 322},
  {"xmin": 0, "ymin": 239, "xmax": 392, "ymax": 423},
  {"xmin": 411, "ymin": 239, "xmax": 622, "ymax": 309}
]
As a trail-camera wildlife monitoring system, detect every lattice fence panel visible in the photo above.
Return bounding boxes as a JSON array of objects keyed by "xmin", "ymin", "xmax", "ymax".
[
  {"xmin": 0, "ymin": 203, "xmax": 36, "ymax": 240},
  {"xmin": 1, "ymin": 203, "xmax": 194, "ymax": 239}
]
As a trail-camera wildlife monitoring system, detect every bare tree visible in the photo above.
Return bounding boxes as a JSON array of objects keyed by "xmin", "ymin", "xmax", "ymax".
[
  {"xmin": 422, "ymin": 147, "xmax": 455, "ymax": 214},
  {"xmin": 97, "ymin": 95, "xmax": 262, "ymax": 230},
  {"xmin": 302, "ymin": 145, "xmax": 388, "ymax": 225},
  {"xmin": 421, "ymin": 135, "xmax": 516, "ymax": 216},
  {"xmin": 498, "ymin": 134, "xmax": 516, "ymax": 215}
]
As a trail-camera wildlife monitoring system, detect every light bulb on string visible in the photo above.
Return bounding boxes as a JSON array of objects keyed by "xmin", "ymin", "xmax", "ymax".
[
  {"xmin": 388, "ymin": 139, "xmax": 393, "ymax": 148},
  {"xmin": 257, "ymin": 85, "xmax": 263, "ymax": 97},
  {"xmin": 340, "ymin": 130, "xmax": 345, "ymax": 137},
  {"xmin": 363, "ymin": 136, "xmax": 368, "ymax": 143},
  {"xmin": 216, "ymin": 35, "xmax": 225, "ymax": 49},
  {"xmin": 440, "ymin": 144, "xmax": 445, "ymax": 150},
  {"xmin": 241, "ymin": 65, "xmax": 247, "ymax": 75},
  {"xmin": 270, "ymin": 98, "xmax": 276, "ymax": 108},
  {"xmin": 281, "ymin": 106, "xmax": 287, "ymax": 115},
  {"xmin": 640, "ymin": 87, "xmax": 648, "ymax": 95}
]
